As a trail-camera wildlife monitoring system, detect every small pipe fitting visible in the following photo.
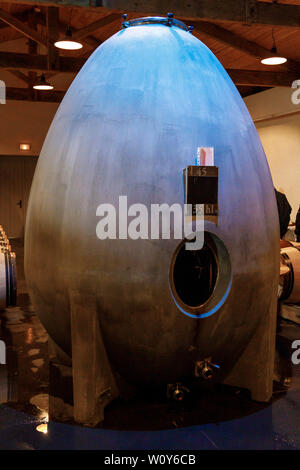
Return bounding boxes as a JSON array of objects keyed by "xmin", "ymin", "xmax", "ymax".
[
  {"xmin": 167, "ymin": 383, "xmax": 190, "ymax": 401},
  {"xmin": 195, "ymin": 358, "xmax": 220, "ymax": 380}
]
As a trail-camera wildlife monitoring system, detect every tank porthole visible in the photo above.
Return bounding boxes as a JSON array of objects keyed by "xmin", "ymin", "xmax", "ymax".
[{"xmin": 169, "ymin": 232, "xmax": 232, "ymax": 319}]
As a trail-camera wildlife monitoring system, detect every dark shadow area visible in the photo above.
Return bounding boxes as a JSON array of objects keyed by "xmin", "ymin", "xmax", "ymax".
[{"xmin": 173, "ymin": 242, "xmax": 218, "ymax": 307}]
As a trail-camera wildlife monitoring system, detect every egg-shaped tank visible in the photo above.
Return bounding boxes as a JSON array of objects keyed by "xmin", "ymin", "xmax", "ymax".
[{"xmin": 25, "ymin": 16, "xmax": 279, "ymax": 389}]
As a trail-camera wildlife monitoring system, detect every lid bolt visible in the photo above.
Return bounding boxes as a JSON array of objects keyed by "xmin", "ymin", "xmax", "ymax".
[
  {"xmin": 167, "ymin": 12, "xmax": 174, "ymax": 26},
  {"xmin": 122, "ymin": 13, "xmax": 129, "ymax": 28}
]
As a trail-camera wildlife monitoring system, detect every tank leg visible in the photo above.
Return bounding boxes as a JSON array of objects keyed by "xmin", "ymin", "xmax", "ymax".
[
  {"xmin": 48, "ymin": 337, "xmax": 74, "ymax": 422},
  {"xmin": 222, "ymin": 288, "xmax": 278, "ymax": 402},
  {"xmin": 70, "ymin": 289, "xmax": 119, "ymax": 426}
]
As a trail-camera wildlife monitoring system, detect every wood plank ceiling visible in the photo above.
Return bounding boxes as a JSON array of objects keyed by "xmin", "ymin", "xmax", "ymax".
[{"xmin": 0, "ymin": 0, "xmax": 300, "ymax": 102}]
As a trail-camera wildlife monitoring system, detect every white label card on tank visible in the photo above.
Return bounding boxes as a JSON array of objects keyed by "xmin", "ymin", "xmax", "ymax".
[{"xmin": 197, "ymin": 147, "xmax": 214, "ymax": 166}]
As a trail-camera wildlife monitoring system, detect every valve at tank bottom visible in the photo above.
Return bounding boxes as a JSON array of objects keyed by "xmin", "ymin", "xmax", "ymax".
[
  {"xmin": 194, "ymin": 358, "xmax": 220, "ymax": 380},
  {"xmin": 167, "ymin": 383, "xmax": 190, "ymax": 402}
]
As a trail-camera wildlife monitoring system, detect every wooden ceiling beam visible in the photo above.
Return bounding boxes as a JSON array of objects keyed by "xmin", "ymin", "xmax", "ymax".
[
  {"xmin": 6, "ymin": 86, "xmax": 64, "ymax": 102},
  {"xmin": 7, "ymin": 69, "xmax": 31, "ymax": 85},
  {"xmin": 4, "ymin": 0, "xmax": 300, "ymax": 27},
  {"xmin": 93, "ymin": 0, "xmax": 300, "ymax": 28},
  {"xmin": 27, "ymin": 11, "xmax": 38, "ymax": 98},
  {"xmin": 46, "ymin": 6, "xmax": 59, "ymax": 70},
  {"xmin": 0, "ymin": 26, "xmax": 23, "ymax": 43},
  {"xmin": 0, "ymin": 9, "xmax": 33, "ymax": 29},
  {"xmin": 0, "ymin": 51, "xmax": 85, "ymax": 73},
  {"xmin": 7, "ymin": 69, "xmax": 57, "ymax": 85},
  {"xmin": 228, "ymin": 69, "xmax": 296, "ymax": 87},
  {"xmin": 237, "ymin": 86, "xmax": 269, "ymax": 98},
  {"xmin": 190, "ymin": 20, "xmax": 300, "ymax": 73},
  {"xmin": 0, "ymin": 7, "xmax": 47, "ymax": 46},
  {"xmin": 70, "ymin": 12, "xmax": 120, "ymax": 41}
]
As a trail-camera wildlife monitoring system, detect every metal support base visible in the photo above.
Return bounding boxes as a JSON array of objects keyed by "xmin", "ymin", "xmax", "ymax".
[
  {"xmin": 48, "ymin": 290, "xmax": 119, "ymax": 426},
  {"xmin": 222, "ymin": 291, "xmax": 278, "ymax": 402}
]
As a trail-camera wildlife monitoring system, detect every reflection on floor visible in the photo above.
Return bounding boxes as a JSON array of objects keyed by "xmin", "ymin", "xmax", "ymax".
[{"xmin": 0, "ymin": 238, "xmax": 300, "ymax": 450}]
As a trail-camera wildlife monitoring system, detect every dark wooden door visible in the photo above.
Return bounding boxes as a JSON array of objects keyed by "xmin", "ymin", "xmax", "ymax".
[{"xmin": 0, "ymin": 156, "xmax": 38, "ymax": 238}]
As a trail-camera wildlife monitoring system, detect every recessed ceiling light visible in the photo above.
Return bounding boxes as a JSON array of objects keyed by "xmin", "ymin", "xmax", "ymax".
[{"xmin": 19, "ymin": 143, "xmax": 31, "ymax": 151}]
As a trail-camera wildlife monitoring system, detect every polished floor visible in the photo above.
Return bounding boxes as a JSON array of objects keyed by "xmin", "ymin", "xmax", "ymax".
[{"xmin": 0, "ymin": 239, "xmax": 300, "ymax": 450}]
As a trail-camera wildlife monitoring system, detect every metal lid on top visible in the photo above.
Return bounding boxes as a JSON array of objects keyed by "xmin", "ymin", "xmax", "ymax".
[{"xmin": 121, "ymin": 14, "xmax": 191, "ymax": 32}]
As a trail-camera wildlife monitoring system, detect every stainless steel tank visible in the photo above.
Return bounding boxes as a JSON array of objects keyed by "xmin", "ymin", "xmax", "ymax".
[{"xmin": 25, "ymin": 16, "xmax": 279, "ymax": 387}]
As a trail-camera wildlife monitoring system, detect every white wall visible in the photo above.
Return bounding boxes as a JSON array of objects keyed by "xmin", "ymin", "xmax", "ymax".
[
  {"xmin": 245, "ymin": 87, "xmax": 300, "ymax": 220},
  {"xmin": 0, "ymin": 100, "xmax": 58, "ymax": 156}
]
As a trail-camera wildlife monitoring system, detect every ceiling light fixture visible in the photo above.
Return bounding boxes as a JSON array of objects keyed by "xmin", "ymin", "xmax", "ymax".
[
  {"xmin": 33, "ymin": 74, "xmax": 54, "ymax": 90},
  {"xmin": 19, "ymin": 143, "xmax": 31, "ymax": 151},
  {"xmin": 54, "ymin": 25, "xmax": 83, "ymax": 51},
  {"xmin": 261, "ymin": 29, "xmax": 287, "ymax": 65}
]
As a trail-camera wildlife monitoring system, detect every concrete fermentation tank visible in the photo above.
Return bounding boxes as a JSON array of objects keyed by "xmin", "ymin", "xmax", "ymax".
[{"xmin": 25, "ymin": 16, "xmax": 279, "ymax": 414}]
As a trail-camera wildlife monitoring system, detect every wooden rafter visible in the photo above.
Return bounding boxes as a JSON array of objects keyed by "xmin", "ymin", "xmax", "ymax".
[
  {"xmin": 27, "ymin": 11, "xmax": 38, "ymax": 98},
  {"xmin": 0, "ymin": 25, "xmax": 23, "ymax": 42},
  {"xmin": 46, "ymin": 6, "xmax": 59, "ymax": 71},
  {"xmin": 7, "ymin": 69, "xmax": 31, "ymax": 85},
  {"xmin": 8, "ymin": 68, "xmax": 56, "ymax": 83},
  {"xmin": 6, "ymin": 86, "xmax": 64, "ymax": 102},
  {"xmin": 0, "ymin": 7, "xmax": 47, "ymax": 46},
  {"xmin": 0, "ymin": 9, "xmax": 30, "ymax": 29},
  {"xmin": 4, "ymin": 0, "xmax": 300, "ymax": 28},
  {"xmin": 190, "ymin": 20, "xmax": 300, "ymax": 74},
  {"xmin": 0, "ymin": 51, "xmax": 86, "ymax": 72},
  {"xmin": 227, "ymin": 69, "xmax": 297, "ymax": 88},
  {"xmin": 70, "ymin": 12, "xmax": 120, "ymax": 41},
  {"xmin": 18, "ymin": 11, "xmax": 101, "ymax": 48}
]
